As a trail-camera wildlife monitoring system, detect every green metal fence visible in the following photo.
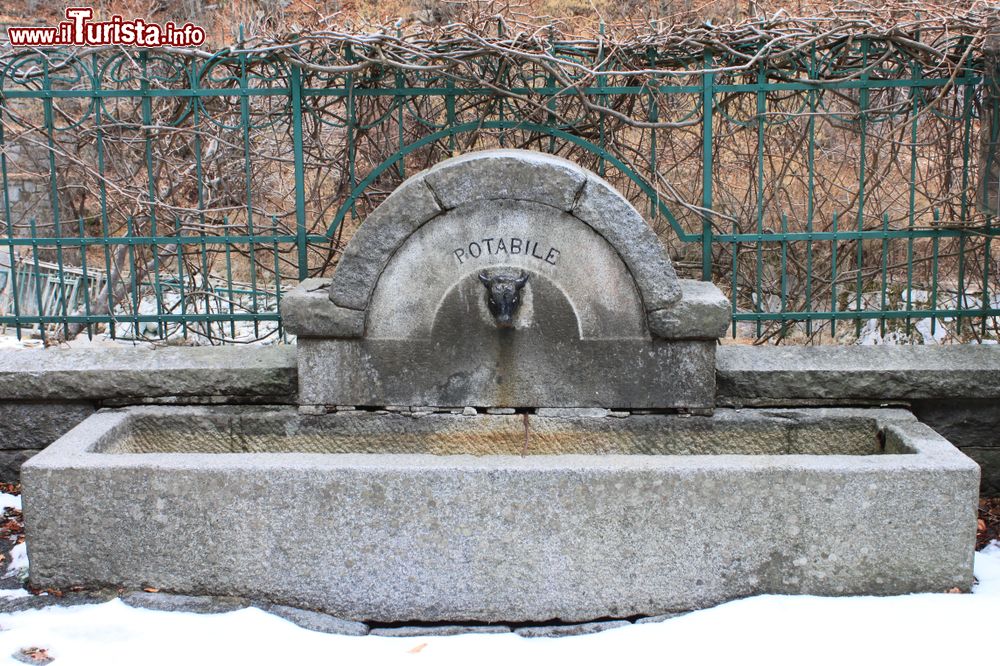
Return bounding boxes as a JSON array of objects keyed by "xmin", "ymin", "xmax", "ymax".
[{"xmin": 1, "ymin": 28, "xmax": 998, "ymax": 343}]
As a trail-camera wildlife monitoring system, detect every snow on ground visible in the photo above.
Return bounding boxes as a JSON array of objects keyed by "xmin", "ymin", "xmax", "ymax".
[
  {"xmin": 0, "ymin": 336, "xmax": 40, "ymax": 350},
  {"xmin": 0, "ymin": 545, "xmax": 992, "ymax": 666}
]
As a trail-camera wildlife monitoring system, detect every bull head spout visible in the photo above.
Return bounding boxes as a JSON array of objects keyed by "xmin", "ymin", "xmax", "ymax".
[{"xmin": 478, "ymin": 270, "xmax": 529, "ymax": 329}]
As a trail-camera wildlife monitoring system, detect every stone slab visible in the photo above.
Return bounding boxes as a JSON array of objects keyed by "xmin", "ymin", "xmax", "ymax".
[
  {"xmin": 0, "ymin": 346, "xmax": 296, "ymax": 401},
  {"xmin": 0, "ymin": 402, "xmax": 94, "ymax": 450},
  {"xmin": 423, "ymin": 150, "xmax": 586, "ymax": 211},
  {"xmin": 634, "ymin": 611, "xmax": 688, "ymax": 624},
  {"xmin": 514, "ymin": 620, "xmax": 631, "ymax": 638},
  {"xmin": 536, "ymin": 408, "xmax": 610, "ymax": 418},
  {"xmin": 0, "ymin": 591, "xmax": 116, "ymax": 614},
  {"xmin": 648, "ymin": 280, "xmax": 730, "ymax": 340},
  {"xmin": 121, "ymin": 591, "xmax": 249, "ymax": 614},
  {"xmin": 260, "ymin": 604, "xmax": 369, "ymax": 635},
  {"xmin": 369, "ymin": 625, "xmax": 510, "ymax": 637},
  {"xmin": 297, "ymin": 338, "xmax": 716, "ymax": 409},
  {"xmin": 716, "ymin": 345, "xmax": 1000, "ymax": 401},
  {"xmin": 282, "ymin": 279, "xmax": 365, "ymax": 338},
  {"xmin": 23, "ymin": 405, "xmax": 979, "ymax": 623}
]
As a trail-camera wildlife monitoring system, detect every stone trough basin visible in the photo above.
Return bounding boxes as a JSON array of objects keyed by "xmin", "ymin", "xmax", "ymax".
[{"xmin": 23, "ymin": 405, "xmax": 979, "ymax": 623}]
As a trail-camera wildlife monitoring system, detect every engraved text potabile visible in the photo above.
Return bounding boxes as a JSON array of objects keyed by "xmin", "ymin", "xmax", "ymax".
[{"xmin": 452, "ymin": 237, "xmax": 560, "ymax": 266}]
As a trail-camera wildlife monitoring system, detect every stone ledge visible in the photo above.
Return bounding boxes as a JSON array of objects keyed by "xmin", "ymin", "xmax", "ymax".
[
  {"xmin": 648, "ymin": 279, "xmax": 729, "ymax": 340},
  {"xmin": 2, "ymin": 344, "xmax": 998, "ymax": 406},
  {"xmin": 282, "ymin": 278, "xmax": 365, "ymax": 338},
  {"xmin": 0, "ymin": 346, "xmax": 296, "ymax": 401},
  {"xmin": 717, "ymin": 344, "xmax": 1000, "ymax": 401}
]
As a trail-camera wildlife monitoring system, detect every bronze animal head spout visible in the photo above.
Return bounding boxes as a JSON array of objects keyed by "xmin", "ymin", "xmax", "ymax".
[{"xmin": 478, "ymin": 270, "xmax": 529, "ymax": 329}]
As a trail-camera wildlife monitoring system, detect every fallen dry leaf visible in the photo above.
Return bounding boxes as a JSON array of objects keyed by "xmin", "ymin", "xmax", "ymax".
[
  {"xmin": 407, "ymin": 642, "xmax": 428, "ymax": 654},
  {"xmin": 142, "ymin": 587, "xmax": 159, "ymax": 593},
  {"xmin": 17, "ymin": 646, "xmax": 53, "ymax": 664}
]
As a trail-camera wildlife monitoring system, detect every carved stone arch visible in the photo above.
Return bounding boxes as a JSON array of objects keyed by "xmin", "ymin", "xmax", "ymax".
[{"xmin": 327, "ymin": 150, "xmax": 683, "ymax": 322}]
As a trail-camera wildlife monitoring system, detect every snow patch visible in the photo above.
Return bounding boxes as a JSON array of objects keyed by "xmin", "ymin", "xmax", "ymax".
[
  {"xmin": 3, "ymin": 543, "xmax": 27, "ymax": 580},
  {"xmin": 973, "ymin": 541, "xmax": 1000, "ymax": 596},
  {"xmin": 0, "ymin": 493, "xmax": 22, "ymax": 512}
]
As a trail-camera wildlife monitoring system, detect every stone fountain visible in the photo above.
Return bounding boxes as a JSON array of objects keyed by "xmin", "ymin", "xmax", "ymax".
[{"xmin": 22, "ymin": 150, "xmax": 979, "ymax": 623}]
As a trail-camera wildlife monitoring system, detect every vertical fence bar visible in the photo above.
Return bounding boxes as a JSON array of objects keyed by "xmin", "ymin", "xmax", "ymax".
[
  {"xmin": 191, "ymin": 60, "xmax": 213, "ymax": 338},
  {"xmin": 701, "ymin": 50, "xmax": 714, "ymax": 281},
  {"xmin": 395, "ymin": 29, "xmax": 408, "ymax": 179},
  {"xmin": 731, "ymin": 219, "xmax": 738, "ymax": 338},
  {"xmin": 958, "ymin": 36, "xmax": 976, "ymax": 335},
  {"xmin": 754, "ymin": 60, "xmax": 765, "ymax": 336},
  {"xmin": 905, "ymin": 55, "xmax": 921, "ymax": 335},
  {"xmin": 140, "ymin": 52, "xmax": 164, "ymax": 340},
  {"xmin": 271, "ymin": 216, "xmax": 283, "ymax": 340},
  {"xmin": 830, "ymin": 212, "xmax": 839, "ymax": 339},
  {"xmin": 984, "ymin": 215, "xmax": 993, "ymax": 336},
  {"xmin": 957, "ymin": 230, "xmax": 967, "ymax": 334},
  {"xmin": 780, "ymin": 213, "xmax": 788, "ymax": 327},
  {"xmin": 94, "ymin": 52, "xmax": 116, "ymax": 339},
  {"xmin": 174, "ymin": 217, "xmax": 187, "ymax": 339},
  {"xmin": 42, "ymin": 60, "xmax": 70, "ymax": 339},
  {"xmin": 855, "ymin": 39, "xmax": 870, "ymax": 337},
  {"xmin": 346, "ymin": 46, "xmax": 359, "ymax": 221},
  {"xmin": 959, "ymin": 31, "xmax": 984, "ymax": 218},
  {"xmin": 290, "ymin": 62, "xmax": 308, "ymax": 281},
  {"xmin": 238, "ymin": 48, "xmax": 260, "ymax": 339},
  {"xmin": 983, "ymin": 38, "xmax": 998, "ymax": 336},
  {"xmin": 648, "ymin": 46, "xmax": 659, "ymax": 222},
  {"xmin": 805, "ymin": 50, "xmax": 816, "ymax": 337},
  {"xmin": 0, "ymin": 100, "xmax": 23, "ymax": 339},
  {"xmin": 546, "ymin": 27, "xmax": 558, "ymax": 155},
  {"xmin": 596, "ymin": 23, "xmax": 606, "ymax": 176},
  {"xmin": 77, "ymin": 219, "xmax": 92, "ymax": 339},
  {"xmin": 880, "ymin": 213, "xmax": 889, "ymax": 337},
  {"xmin": 931, "ymin": 209, "xmax": 940, "ymax": 336},
  {"xmin": 126, "ymin": 217, "xmax": 139, "ymax": 338},
  {"xmin": 223, "ymin": 215, "xmax": 236, "ymax": 340},
  {"xmin": 27, "ymin": 218, "xmax": 45, "ymax": 342},
  {"xmin": 805, "ymin": 213, "xmax": 813, "ymax": 337}
]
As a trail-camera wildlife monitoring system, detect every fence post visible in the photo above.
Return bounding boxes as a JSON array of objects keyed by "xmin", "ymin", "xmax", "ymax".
[
  {"xmin": 978, "ymin": 13, "xmax": 1000, "ymax": 215},
  {"xmin": 701, "ymin": 50, "xmax": 714, "ymax": 281},
  {"xmin": 290, "ymin": 62, "xmax": 308, "ymax": 281}
]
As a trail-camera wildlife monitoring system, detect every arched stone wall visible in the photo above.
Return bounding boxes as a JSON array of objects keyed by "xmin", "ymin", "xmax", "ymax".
[{"xmin": 328, "ymin": 150, "xmax": 682, "ymax": 323}]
